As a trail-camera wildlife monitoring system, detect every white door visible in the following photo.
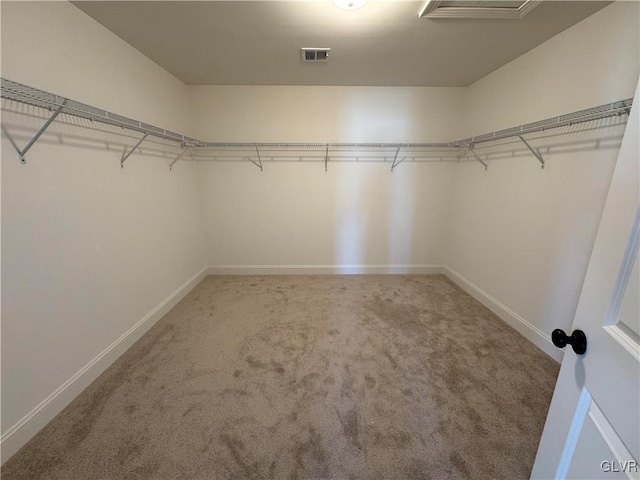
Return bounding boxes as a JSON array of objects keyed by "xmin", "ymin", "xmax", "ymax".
[{"xmin": 531, "ymin": 81, "xmax": 640, "ymax": 480}]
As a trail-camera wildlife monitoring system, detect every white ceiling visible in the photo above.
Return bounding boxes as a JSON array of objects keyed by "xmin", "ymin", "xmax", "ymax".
[{"xmin": 72, "ymin": 1, "xmax": 610, "ymax": 86}]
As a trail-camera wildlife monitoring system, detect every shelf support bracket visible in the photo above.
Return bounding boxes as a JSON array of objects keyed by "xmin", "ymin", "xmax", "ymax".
[
  {"xmin": 468, "ymin": 147, "xmax": 488, "ymax": 170},
  {"xmin": 250, "ymin": 146, "xmax": 263, "ymax": 171},
  {"xmin": 390, "ymin": 147, "xmax": 403, "ymax": 172},
  {"xmin": 121, "ymin": 133, "xmax": 149, "ymax": 168},
  {"xmin": 324, "ymin": 144, "xmax": 329, "ymax": 172},
  {"xmin": 169, "ymin": 147, "xmax": 190, "ymax": 171},
  {"xmin": 518, "ymin": 135, "xmax": 544, "ymax": 169},
  {"xmin": 7, "ymin": 101, "xmax": 66, "ymax": 164}
]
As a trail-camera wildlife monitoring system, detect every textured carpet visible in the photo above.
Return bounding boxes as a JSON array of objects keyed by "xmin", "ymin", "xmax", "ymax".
[{"xmin": 2, "ymin": 275, "xmax": 559, "ymax": 480}]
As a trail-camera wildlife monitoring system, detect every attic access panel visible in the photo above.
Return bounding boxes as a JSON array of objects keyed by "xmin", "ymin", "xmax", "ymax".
[
  {"xmin": 440, "ymin": 1, "xmax": 525, "ymax": 7},
  {"xmin": 419, "ymin": 0, "xmax": 541, "ymax": 18}
]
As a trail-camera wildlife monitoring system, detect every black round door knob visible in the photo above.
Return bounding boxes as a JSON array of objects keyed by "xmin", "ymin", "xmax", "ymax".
[{"xmin": 552, "ymin": 329, "xmax": 587, "ymax": 355}]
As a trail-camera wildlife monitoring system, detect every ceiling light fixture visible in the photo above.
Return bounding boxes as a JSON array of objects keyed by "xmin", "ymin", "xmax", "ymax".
[{"xmin": 332, "ymin": 0, "xmax": 368, "ymax": 11}]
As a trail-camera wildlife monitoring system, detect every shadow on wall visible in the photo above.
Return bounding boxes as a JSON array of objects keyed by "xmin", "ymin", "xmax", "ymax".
[
  {"xmin": 333, "ymin": 163, "xmax": 420, "ymax": 271},
  {"xmin": 447, "ymin": 116, "xmax": 628, "ymax": 337},
  {"xmin": 537, "ymin": 126, "xmax": 625, "ymax": 335},
  {"xmin": 516, "ymin": 119, "xmax": 627, "ymax": 336},
  {"xmin": 334, "ymin": 164, "xmax": 368, "ymax": 268},
  {"xmin": 332, "ymin": 92, "xmax": 417, "ymax": 270},
  {"xmin": 388, "ymin": 167, "xmax": 415, "ymax": 265}
]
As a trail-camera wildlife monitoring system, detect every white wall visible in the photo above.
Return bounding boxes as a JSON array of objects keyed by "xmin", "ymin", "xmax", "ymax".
[
  {"xmin": 199, "ymin": 162, "xmax": 454, "ymax": 271},
  {"xmin": 189, "ymin": 86, "xmax": 464, "ymax": 143},
  {"xmin": 0, "ymin": 1, "xmax": 192, "ymax": 136},
  {"xmin": 446, "ymin": 1, "xmax": 640, "ymax": 359},
  {"xmin": 190, "ymin": 86, "xmax": 464, "ymax": 270},
  {"xmin": 1, "ymin": 1, "xmax": 205, "ymax": 460}
]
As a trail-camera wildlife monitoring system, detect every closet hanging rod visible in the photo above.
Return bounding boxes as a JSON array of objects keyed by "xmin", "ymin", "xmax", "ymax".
[
  {"xmin": 197, "ymin": 142, "xmax": 457, "ymax": 148},
  {"xmin": 0, "ymin": 77, "xmax": 633, "ymax": 154},
  {"xmin": 457, "ymin": 99, "xmax": 633, "ymax": 147}
]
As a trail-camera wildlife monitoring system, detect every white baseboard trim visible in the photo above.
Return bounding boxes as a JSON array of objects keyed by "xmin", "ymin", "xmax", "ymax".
[
  {"xmin": 443, "ymin": 267, "xmax": 563, "ymax": 363},
  {"xmin": 0, "ymin": 266, "xmax": 208, "ymax": 465},
  {"xmin": 207, "ymin": 264, "xmax": 445, "ymax": 275}
]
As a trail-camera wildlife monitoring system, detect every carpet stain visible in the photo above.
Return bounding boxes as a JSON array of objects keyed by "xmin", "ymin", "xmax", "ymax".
[
  {"xmin": 292, "ymin": 428, "xmax": 329, "ymax": 479},
  {"xmin": 1, "ymin": 275, "xmax": 559, "ymax": 480},
  {"xmin": 123, "ymin": 404, "xmax": 137, "ymax": 415},
  {"xmin": 116, "ymin": 440, "xmax": 142, "ymax": 465},
  {"xmin": 245, "ymin": 356, "xmax": 286, "ymax": 375},
  {"xmin": 219, "ymin": 388, "xmax": 251, "ymax": 398},
  {"xmin": 381, "ymin": 349, "xmax": 399, "ymax": 369},
  {"xmin": 336, "ymin": 408, "xmax": 361, "ymax": 450},
  {"xmin": 364, "ymin": 374, "xmax": 376, "ymax": 389},
  {"xmin": 373, "ymin": 429, "xmax": 412, "ymax": 449},
  {"xmin": 366, "ymin": 295, "xmax": 427, "ymax": 343},
  {"xmin": 219, "ymin": 433, "xmax": 259, "ymax": 479},
  {"xmin": 125, "ymin": 461, "xmax": 160, "ymax": 480}
]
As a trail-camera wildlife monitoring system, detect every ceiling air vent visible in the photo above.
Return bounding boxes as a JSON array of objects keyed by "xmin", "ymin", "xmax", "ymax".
[{"xmin": 301, "ymin": 48, "xmax": 331, "ymax": 62}]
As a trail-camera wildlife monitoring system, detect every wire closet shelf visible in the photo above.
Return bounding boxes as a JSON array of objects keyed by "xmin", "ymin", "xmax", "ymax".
[{"xmin": 0, "ymin": 77, "xmax": 634, "ymax": 170}]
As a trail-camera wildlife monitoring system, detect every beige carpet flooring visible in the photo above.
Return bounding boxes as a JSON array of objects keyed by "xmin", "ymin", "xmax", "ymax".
[{"xmin": 2, "ymin": 275, "xmax": 559, "ymax": 480}]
